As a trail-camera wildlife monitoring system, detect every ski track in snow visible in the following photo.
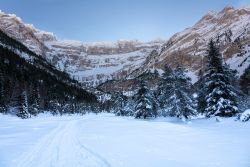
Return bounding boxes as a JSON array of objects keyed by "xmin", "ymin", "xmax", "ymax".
[
  {"xmin": 13, "ymin": 119, "xmax": 111, "ymax": 167},
  {"xmin": 1, "ymin": 113, "xmax": 250, "ymax": 167}
]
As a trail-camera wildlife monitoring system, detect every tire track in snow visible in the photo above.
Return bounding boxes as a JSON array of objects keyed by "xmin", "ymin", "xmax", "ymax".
[{"xmin": 13, "ymin": 120, "xmax": 112, "ymax": 167}]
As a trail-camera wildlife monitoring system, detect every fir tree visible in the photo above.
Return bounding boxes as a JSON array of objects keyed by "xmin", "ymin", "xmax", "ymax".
[
  {"xmin": 0, "ymin": 67, "xmax": 7, "ymax": 113},
  {"xmin": 240, "ymin": 65, "xmax": 250, "ymax": 95},
  {"xmin": 16, "ymin": 90, "xmax": 30, "ymax": 119},
  {"xmin": 29, "ymin": 83, "xmax": 40, "ymax": 116},
  {"xmin": 157, "ymin": 65, "xmax": 175, "ymax": 116},
  {"xmin": 114, "ymin": 92, "xmax": 127, "ymax": 116},
  {"xmin": 166, "ymin": 65, "xmax": 197, "ymax": 120},
  {"xmin": 197, "ymin": 70, "xmax": 207, "ymax": 113},
  {"xmin": 158, "ymin": 65, "xmax": 196, "ymax": 119},
  {"xmin": 202, "ymin": 40, "xmax": 238, "ymax": 117},
  {"xmin": 135, "ymin": 80, "xmax": 156, "ymax": 119},
  {"xmin": 123, "ymin": 96, "xmax": 136, "ymax": 116}
]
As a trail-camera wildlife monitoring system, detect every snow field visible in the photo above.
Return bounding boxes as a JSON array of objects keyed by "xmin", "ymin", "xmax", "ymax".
[{"xmin": 0, "ymin": 113, "xmax": 249, "ymax": 167}]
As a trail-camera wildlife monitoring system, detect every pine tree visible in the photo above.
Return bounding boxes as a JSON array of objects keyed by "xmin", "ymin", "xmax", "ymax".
[
  {"xmin": 49, "ymin": 99, "xmax": 61, "ymax": 115},
  {"xmin": 157, "ymin": 65, "xmax": 196, "ymax": 119},
  {"xmin": 123, "ymin": 96, "xmax": 136, "ymax": 116},
  {"xmin": 16, "ymin": 90, "xmax": 30, "ymax": 119},
  {"xmin": 135, "ymin": 80, "xmax": 156, "ymax": 119},
  {"xmin": 240, "ymin": 65, "xmax": 250, "ymax": 95},
  {"xmin": 29, "ymin": 83, "xmax": 40, "ymax": 116},
  {"xmin": 165, "ymin": 65, "xmax": 197, "ymax": 120},
  {"xmin": 197, "ymin": 70, "xmax": 207, "ymax": 113},
  {"xmin": 202, "ymin": 40, "xmax": 238, "ymax": 117},
  {"xmin": 0, "ymin": 66, "xmax": 7, "ymax": 113},
  {"xmin": 157, "ymin": 65, "xmax": 175, "ymax": 116},
  {"xmin": 114, "ymin": 92, "xmax": 127, "ymax": 116}
]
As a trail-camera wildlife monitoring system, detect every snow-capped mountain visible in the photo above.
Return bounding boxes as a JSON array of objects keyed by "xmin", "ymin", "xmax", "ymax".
[
  {"xmin": 0, "ymin": 6, "xmax": 250, "ymax": 89},
  {"xmin": 0, "ymin": 11, "xmax": 56, "ymax": 55},
  {"xmin": 0, "ymin": 10, "xmax": 163, "ymax": 87},
  {"xmin": 45, "ymin": 39, "xmax": 163, "ymax": 87},
  {"xmin": 151, "ymin": 6, "xmax": 250, "ymax": 78},
  {"xmin": 97, "ymin": 6, "xmax": 250, "ymax": 93}
]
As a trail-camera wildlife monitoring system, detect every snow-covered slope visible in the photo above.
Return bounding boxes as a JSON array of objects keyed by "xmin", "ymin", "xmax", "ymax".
[
  {"xmin": 0, "ymin": 11, "xmax": 163, "ymax": 87},
  {"xmin": 0, "ymin": 11, "xmax": 56, "ymax": 55},
  {"xmin": 99, "ymin": 6, "xmax": 250, "ymax": 92},
  {"xmin": 0, "ymin": 113, "xmax": 249, "ymax": 167},
  {"xmin": 45, "ymin": 39, "xmax": 163, "ymax": 87},
  {"xmin": 0, "ymin": 6, "xmax": 250, "ymax": 88},
  {"xmin": 150, "ymin": 6, "xmax": 250, "ymax": 78}
]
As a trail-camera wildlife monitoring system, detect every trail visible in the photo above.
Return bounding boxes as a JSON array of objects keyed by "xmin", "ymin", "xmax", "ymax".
[{"xmin": 13, "ymin": 119, "xmax": 111, "ymax": 167}]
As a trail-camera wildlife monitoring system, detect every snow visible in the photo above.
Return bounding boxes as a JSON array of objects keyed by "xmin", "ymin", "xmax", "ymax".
[
  {"xmin": 186, "ymin": 70, "xmax": 198, "ymax": 84},
  {"xmin": 240, "ymin": 109, "xmax": 250, "ymax": 122},
  {"xmin": 226, "ymin": 46, "xmax": 250, "ymax": 76},
  {"xmin": 0, "ymin": 113, "xmax": 249, "ymax": 167},
  {"xmin": 74, "ymin": 50, "xmax": 147, "ymax": 77}
]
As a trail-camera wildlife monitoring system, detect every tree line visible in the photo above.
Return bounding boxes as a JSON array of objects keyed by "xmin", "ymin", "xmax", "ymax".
[
  {"xmin": 0, "ymin": 30, "xmax": 97, "ymax": 118},
  {"xmin": 1, "ymin": 27, "xmax": 249, "ymax": 120},
  {"xmin": 108, "ymin": 40, "xmax": 248, "ymax": 120}
]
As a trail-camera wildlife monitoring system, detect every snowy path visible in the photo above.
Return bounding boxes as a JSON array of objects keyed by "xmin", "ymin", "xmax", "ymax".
[
  {"xmin": 0, "ymin": 113, "xmax": 250, "ymax": 167},
  {"xmin": 12, "ymin": 119, "xmax": 111, "ymax": 167}
]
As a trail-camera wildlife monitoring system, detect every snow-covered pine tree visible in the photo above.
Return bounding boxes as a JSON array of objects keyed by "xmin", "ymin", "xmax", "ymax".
[
  {"xmin": 123, "ymin": 96, "xmax": 136, "ymax": 116},
  {"xmin": 197, "ymin": 69, "xmax": 207, "ymax": 113},
  {"xmin": 29, "ymin": 83, "xmax": 40, "ymax": 116},
  {"xmin": 49, "ymin": 99, "xmax": 61, "ymax": 115},
  {"xmin": 0, "ymin": 66, "xmax": 6, "ymax": 113},
  {"xmin": 16, "ymin": 90, "xmax": 31, "ymax": 119},
  {"xmin": 203, "ymin": 40, "xmax": 238, "ymax": 117},
  {"xmin": 240, "ymin": 64, "xmax": 250, "ymax": 95},
  {"xmin": 114, "ymin": 92, "xmax": 127, "ymax": 116},
  {"xmin": 135, "ymin": 80, "xmax": 156, "ymax": 119},
  {"xmin": 157, "ymin": 65, "xmax": 175, "ymax": 116},
  {"xmin": 164, "ymin": 65, "xmax": 197, "ymax": 120}
]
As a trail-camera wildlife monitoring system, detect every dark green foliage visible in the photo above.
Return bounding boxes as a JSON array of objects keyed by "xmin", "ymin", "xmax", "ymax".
[
  {"xmin": 113, "ymin": 92, "xmax": 127, "ymax": 116},
  {"xmin": 158, "ymin": 65, "xmax": 196, "ymax": 119},
  {"xmin": 201, "ymin": 40, "xmax": 238, "ymax": 117},
  {"xmin": 16, "ymin": 90, "xmax": 30, "ymax": 119},
  {"xmin": 240, "ymin": 65, "xmax": 250, "ymax": 95},
  {"xmin": 0, "ymin": 65, "xmax": 7, "ymax": 113},
  {"xmin": 0, "ymin": 30, "xmax": 97, "ymax": 118},
  {"xmin": 157, "ymin": 65, "xmax": 175, "ymax": 116},
  {"xmin": 197, "ymin": 70, "xmax": 207, "ymax": 113},
  {"xmin": 135, "ymin": 80, "xmax": 157, "ymax": 119}
]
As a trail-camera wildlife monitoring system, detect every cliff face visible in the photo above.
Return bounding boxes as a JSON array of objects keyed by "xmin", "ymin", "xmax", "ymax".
[
  {"xmin": 0, "ymin": 6, "xmax": 250, "ymax": 91},
  {"xmin": 99, "ymin": 6, "xmax": 250, "ymax": 93},
  {"xmin": 44, "ymin": 40, "xmax": 163, "ymax": 87},
  {"xmin": 154, "ymin": 6, "xmax": 250, "ymax": 74},
  {"xmin": 0, "ymin": 11, "xmax": 163, "ymax": 87}
]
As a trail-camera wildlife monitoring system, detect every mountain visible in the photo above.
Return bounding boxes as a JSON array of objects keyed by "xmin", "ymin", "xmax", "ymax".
[
  {"xmin": 0, "ymin": 6, "xmax": 250, "ymax": 92},
  {"xmin": 154, "ymin": 6, "xmax": 250, "ymax": 77},
  {"xmin": 45, "ymin": 39, "xmax": 163, "ymax": 87},
  {"xmin": 99, "ymin": 6, "xmax": 250, "ymax": 93},
  {"xmin": 0, "ymin": 28, "xmax": 97, "ymax": 117},
  {"xmin": 0, "ymin": 11, "xmax": 163, "ymax": 87}
]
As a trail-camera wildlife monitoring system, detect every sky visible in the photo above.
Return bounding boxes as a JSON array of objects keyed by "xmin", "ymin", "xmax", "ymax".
[{"xmin": 0, "ymin": 0, "xmax": 249, "ymax": 42}]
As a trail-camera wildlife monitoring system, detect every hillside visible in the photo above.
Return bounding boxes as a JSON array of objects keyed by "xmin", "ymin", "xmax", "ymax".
[
  {"xmin": 0, "ymin": 29, "xmax": 97, "ymax": 117},
  {"xmin": 0, "ymin": 10, "xmax": 163, "ymax": 87},
  {"xmin": 100, "ymin": 6, "xmax": 250, "ymax": 93},
  {"xmin": 0, "ymin": 6, "xmax": 249, "ymax": 91}
]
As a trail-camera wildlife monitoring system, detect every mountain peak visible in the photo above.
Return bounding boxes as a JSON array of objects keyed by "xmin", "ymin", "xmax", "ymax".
[{"xmin": 220, "ymin": 6, "xmax": 235, "ymax": 13}]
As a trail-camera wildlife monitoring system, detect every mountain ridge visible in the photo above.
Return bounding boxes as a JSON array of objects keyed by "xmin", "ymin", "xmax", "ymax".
[{"xmin": 0, "ymin": 6, "xmax": 250, "ymax": 91}]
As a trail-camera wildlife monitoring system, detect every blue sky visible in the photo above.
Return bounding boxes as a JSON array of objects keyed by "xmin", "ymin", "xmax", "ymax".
[{"xmin": 0, "ymin": 0, "xmax": 249, "ymax": 42}]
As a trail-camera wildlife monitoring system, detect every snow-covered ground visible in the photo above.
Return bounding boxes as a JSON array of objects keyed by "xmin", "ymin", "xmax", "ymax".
[{"xmin": 0, "ymin": 113, "xmax": 249, "ymax": 167}]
